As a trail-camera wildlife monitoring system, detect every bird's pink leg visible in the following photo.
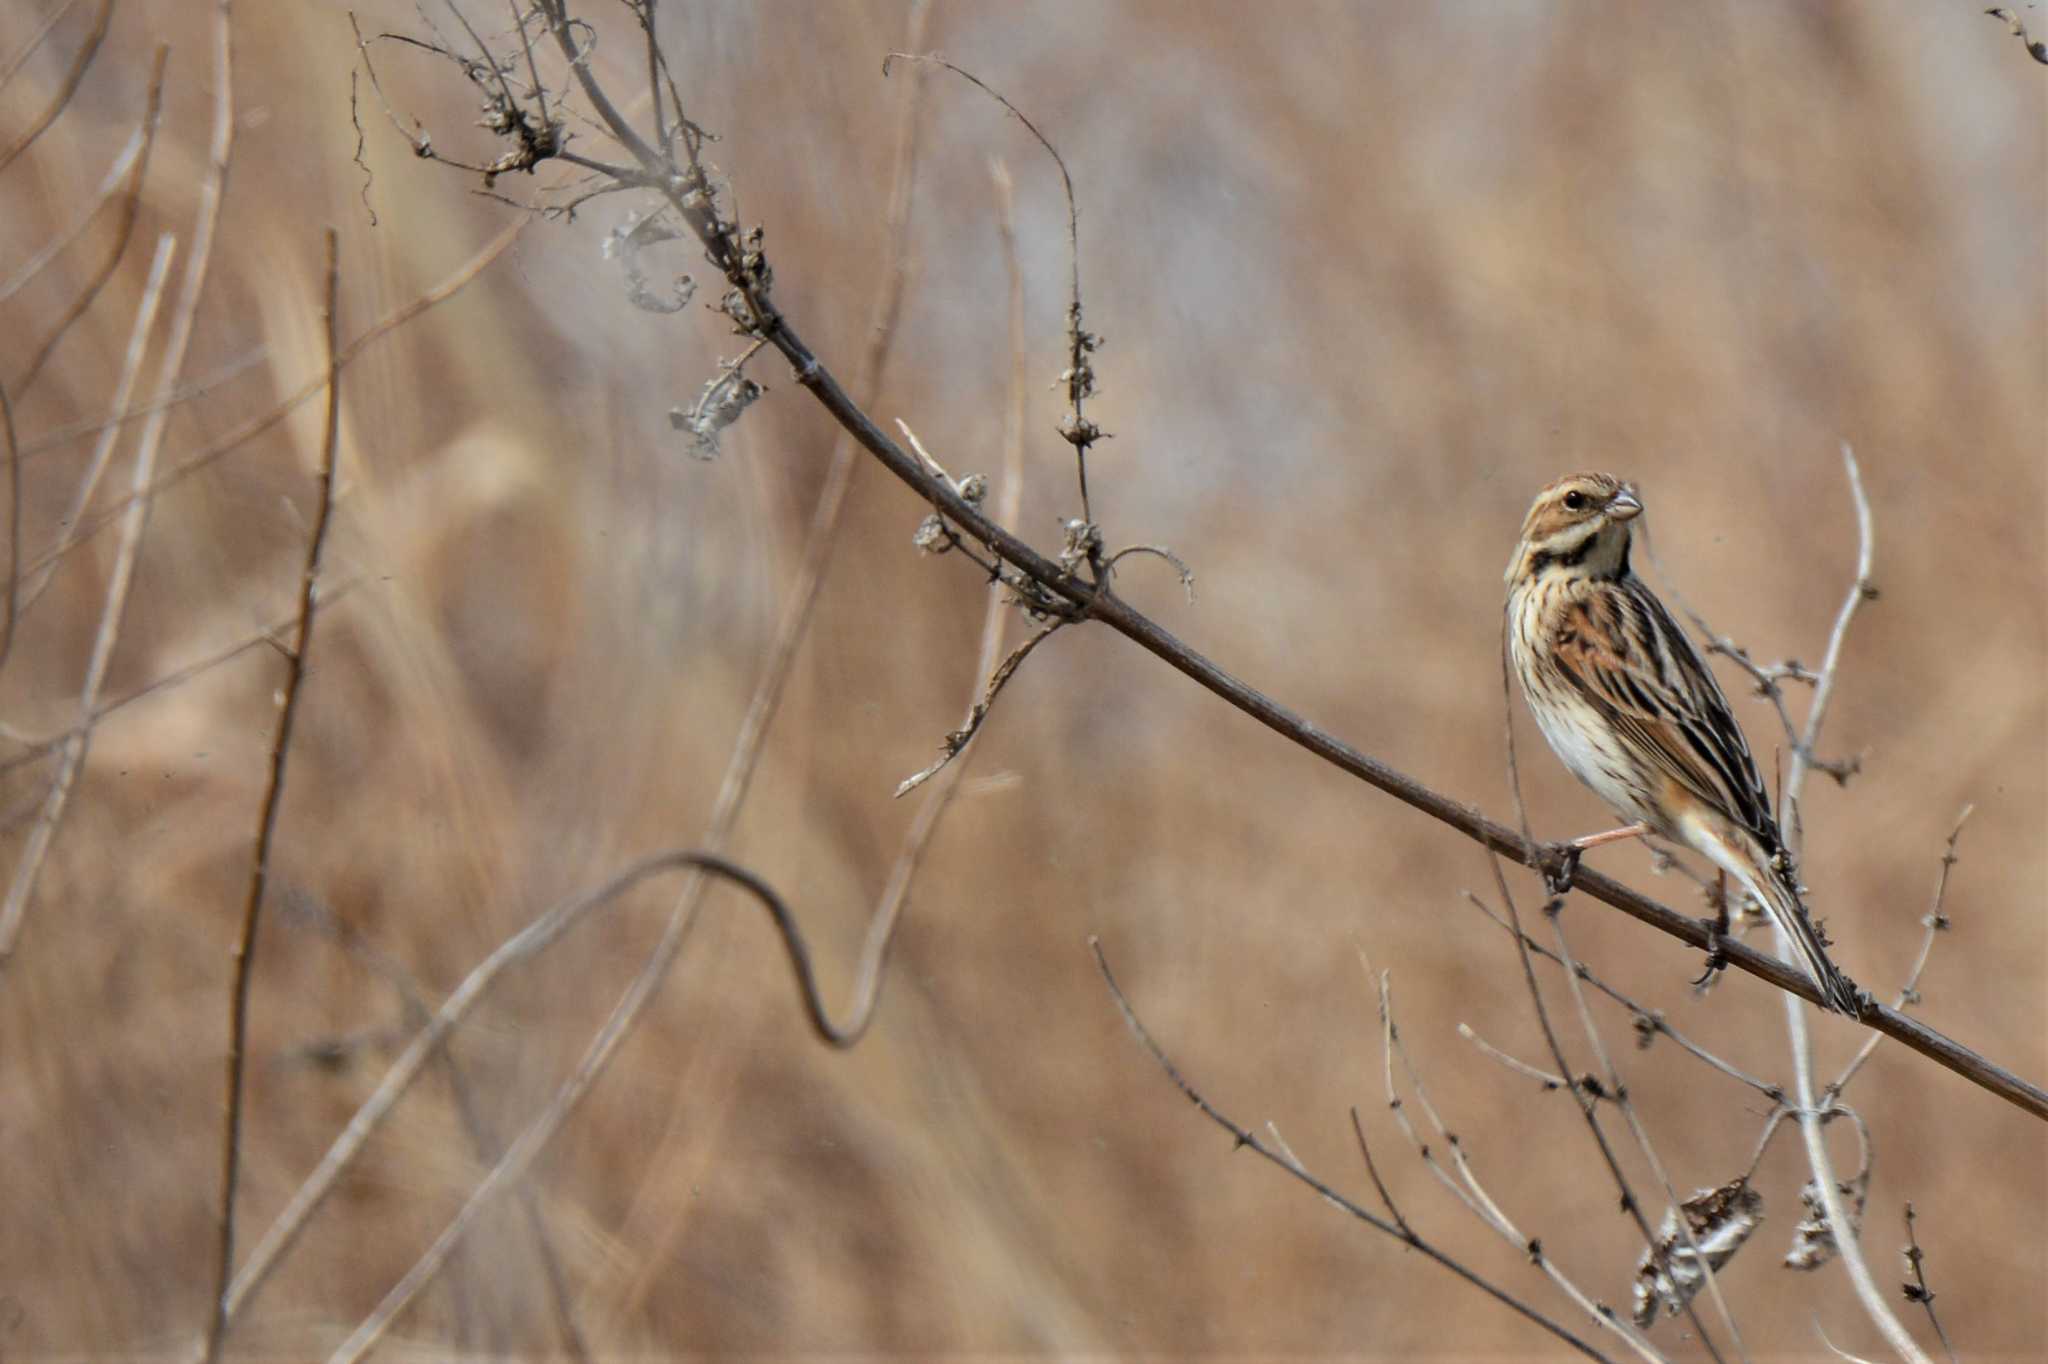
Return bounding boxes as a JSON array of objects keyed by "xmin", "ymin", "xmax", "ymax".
[
  {"xmin": 1569, "ymin": 822, "xmax": 1651, "ymax": 851},
  {"xmin": 1545, "ymin": 822, "xmax": 1651, "ymax": 895}
]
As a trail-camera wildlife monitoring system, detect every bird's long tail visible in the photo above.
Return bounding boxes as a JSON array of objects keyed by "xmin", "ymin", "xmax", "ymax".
[{"xmin": 1728, "ymin": 854, "xmax": 1861, "ymax": 1015}]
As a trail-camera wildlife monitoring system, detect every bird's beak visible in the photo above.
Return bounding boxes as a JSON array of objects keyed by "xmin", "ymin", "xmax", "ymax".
[{"xmin": 1606, "ymin": 488, "xmax": 1642, "ymax": 522}]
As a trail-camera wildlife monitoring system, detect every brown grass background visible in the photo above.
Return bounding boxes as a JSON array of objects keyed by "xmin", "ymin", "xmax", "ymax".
[{"xmin": 2, "ymin": 1, "xmax": 2042, "ymax": 1359}]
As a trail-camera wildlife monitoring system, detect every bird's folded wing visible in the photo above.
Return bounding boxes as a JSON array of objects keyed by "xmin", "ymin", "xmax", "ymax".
[{"xmin": 1552, "ymin": 583, "xmax": 1779, "ymax": 847}]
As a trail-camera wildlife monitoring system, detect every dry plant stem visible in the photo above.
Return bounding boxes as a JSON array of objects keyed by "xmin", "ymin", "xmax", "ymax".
[
  {"xmin": 895, "ymin": 621, "xmax": 1061, "ymax": 796},
  {"xmin": 1828, "ymin": 810, "xmax": 1970, "ymax": 1101},
  {"xmin": 1769, "ymin": 444, "xmax": 1929, "ymax": 1364},
  {"xmin": 13, "ymin": 43, "xmax": 168, "ymax": 397},
  {"xmin": 306, "ymin": 850, "xmax": 897, "ymax": 1364},
  {"xmin": 0, "ymin": 0, "xmax": 110, "ymax": 176},
  {"xmin": 883, "ymin": 52, "xmax": 1097, "ymax": 527},
  {"xmin": 1898, "ymin": 1204, "xmax": 1956, "ymax": 1364},
  {"xmin": 0, "ymin": 0, "xmax": 82, "ymax": 93},
  {"xmin": 273, "ymin": 9, "xmax": 933, "ymax": 1344},
  {"xmin": 18, "ymin": 347, "xmax": 265, "ymax": 460},
  {"xmin": 555, "ymin": 58, "xmax": 2047, "ymax": 1116},
  {"xmin": 0, "ymin": 379, "xmax": 17, "ymax": 674},
  {"xmin": 1092, "ymin": 941, "xmax": 1615, "ymax": 1362},
  {"xmin": 1373, "ymin": 962, "xmax": 1668, "ymax": 1364},
  {"xmin": 611, "ymin": 146, "xmax": 1014, "ymax": 1325},
  {"xmin": 1, "ymin": 0, "xmax": 232, "ymax": 961},
  {"xmin": 228, "ymin": 849, "xmax": 878, "ymax": 1325},
  {"xmin": 0, "ymin": 585, "xmax": 358, "ymax": 777},
  {"xmin": 1459, "ymin": 891, "xmax": 1783, "ymax": 1101},
  {"xmin": 203, "ymin": 228, "xmax": 340, "ymax": 1364},
  {"xmin": 1781, "ymin": 980, "xmax": 1927, "ymax": 1364},
  {"xmin": 1548, "ymin": 910, "xmax": 1750, "ymax": 1361},
  {"xmin": 0, "ymin": 233, "xmax": 175, "ymax": 958},
  {"xmin": 17, "ymin": 48, "xmax": 169, "ymax": 616},
  {"xmin": 1782, "ymin": 445, "xmax": 1875, "ymax": 842},
  {"xmin": 278, "ymin": 892, "xmax": 587, "ymax": 1361},
  {"xmin": 1, "ymin": 237, "xmax": 174, "ymax": 684},
  {"xmin": 1483, "ymin": 856, "xmax": 1722, "ymax": 1362},
  {"xmin": 1458, "ymin": 1023, "xmax": 1568, "ymax": 1089},
  {"xmin": 0, "ymin": 49, "xmax": 159, "ymax": 305},
  {"xmin": 23, "ymin": 219, "xmax": 527, "ymax": 581}
]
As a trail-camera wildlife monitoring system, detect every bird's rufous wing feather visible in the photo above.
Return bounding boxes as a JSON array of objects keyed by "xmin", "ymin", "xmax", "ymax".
[{"xmin": 1549, "ymin": 579, "xmax": 1779, "ymax": 847}]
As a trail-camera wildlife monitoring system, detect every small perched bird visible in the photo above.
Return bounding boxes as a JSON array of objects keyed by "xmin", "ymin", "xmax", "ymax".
[{"xmin": 1504, "ymin": 473, "xmax": 1861, "ymax": 1014}]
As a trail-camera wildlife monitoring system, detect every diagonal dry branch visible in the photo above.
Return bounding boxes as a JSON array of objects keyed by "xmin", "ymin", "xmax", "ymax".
[{"xmin": 480, "ymin": 0, "xmax": 2048, "ymax": 1121}]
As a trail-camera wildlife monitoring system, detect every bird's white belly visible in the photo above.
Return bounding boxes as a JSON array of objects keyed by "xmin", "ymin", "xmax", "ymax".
[
  {"xmin": 1509, "ymin": 614, "xmax": 1660, "ymax": 831},
  {"xmin": 1530, "ymin": 699, "xmax": 1653, "ymax": 825}
]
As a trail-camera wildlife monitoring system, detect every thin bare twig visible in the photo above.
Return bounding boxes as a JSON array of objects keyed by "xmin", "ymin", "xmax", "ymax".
[
  {"xmin": 883, "ymin": 52, "xmax": 1101, "ymax": 531},
  {"xmin": 0, "ymin": 233, "xmax": 176, "ymax": 958},
  {"xmin": 274, "ymin": 889, "xmax": 587, "ymax": 1360},
  {"xmin": 1783, "ymin": 444, "xmax": 1877, "ymax": 842},
  {"xmin": 1459, "ymin": 890, "xmax": 1784, "ymax": 1102},
  {"xmin": 311, "ymin": 849, "xmax": 933, "ymax": 1364},
  {"xmin": 1482, "ymin": 857, "xmax": 1720, "ymax": 1361},
  {"xmin": 15, "ymin": 47, "xmax": 169, "ymax": 619},
  {"xmin": 12, "ymin": 44, "xmax": 168, "ymax": 396},
  {"xmin": 1457, "ymin": 1023, "xmax": 1567, "ymax": 1090},
  {"xmin": 0, "ymin": 0, "xmax": 111, "ymax": 176},
  {"xmin": 0, "ymin": 0, "xmax": 82, "ymax": 94},
  {"xmin": 1898, "ymin": 1204, "xmax": 1956, "ymax": 1363},
  {"xmin": 16, "ymin": 347, "xmax": 266, "ymax": 460},
  {"xmin": 895, "ymin": 621, "xmax": 1061, "ymax": 797},
  {"xmin": 0, "ymin": 582, "xmax": 361, "ymax": 778},
  {"xmin": 1092, "ymin": 939, "xmax": 1615, "ymax": 1362},
  {"xmin": 204, "ymin": 226, "xmax": 341, "ymax": 1364},
  {"xmin": 0, "ymin": 378, "xmax": 17, "ymax": 675},
  {"xmin": 1370, "ymin": 958, "xmax": 1669, "ymax": 1364},
  {"xmin": 277, "ymin": 5, "xmax": 935, "ymax": 1341},
  {"xmin": 21, "ymin": 220, "xmax": 526, "ymax": 582},
  {"xmin": 1548, "ymin": 909, "xmax": 1750, "ymax": 1359},
  {"xmin": 1828, "ymin": 808, "xmax": 1971, "ymax": 1101},
  {"xmin": 1348, "ymin": 1106, "xmax": 1411, "ymax": 1235},
  {"xmin": 0, "ymin": 0, "xmax": 232, "ymax": 963},
  {"xmin": 1772, "ymin": 445, "xmax": 1930, "ymax": 1364},
  {"xmin": 226, "ymin": 849, "xmax": 878, "ymax": 1330},
  {"xmin": 0, "ymin": 52, "xmax": 160, "ymax": 304}
]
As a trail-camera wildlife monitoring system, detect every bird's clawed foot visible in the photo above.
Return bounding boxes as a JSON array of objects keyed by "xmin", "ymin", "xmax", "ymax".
[
  {"xmin": 1543, "ymin": 844, "xmax": 1582, "ymax": 898},
  {"xmin": 1692, "ymin": 870, "xmax": 1731, "ymax": 989}
]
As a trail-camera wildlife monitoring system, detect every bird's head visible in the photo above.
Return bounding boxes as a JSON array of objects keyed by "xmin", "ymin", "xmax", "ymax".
[{"xmin": 1507, "ymin": 472, "xmax": 1642, "ymax": 587}]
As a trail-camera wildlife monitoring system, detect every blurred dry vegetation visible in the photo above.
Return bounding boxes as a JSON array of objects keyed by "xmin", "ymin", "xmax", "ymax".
[{"xmin": 1, "ymin": 1, "xmax": 2043, "ymax": 1359}]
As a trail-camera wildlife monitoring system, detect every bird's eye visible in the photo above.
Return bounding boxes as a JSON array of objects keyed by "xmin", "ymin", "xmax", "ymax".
[{"xmin": 1562, "ymin": 490, "xmax": 1588, "ymax": 511}]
